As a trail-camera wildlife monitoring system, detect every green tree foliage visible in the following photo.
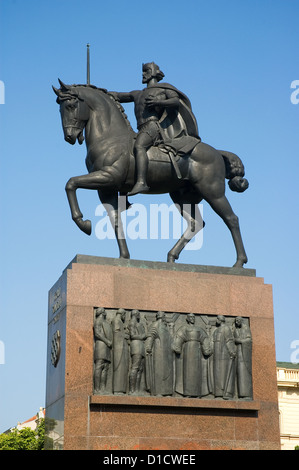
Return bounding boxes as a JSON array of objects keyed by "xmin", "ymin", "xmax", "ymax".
[{"xmin": 0, "ymin": 418, "xmax": 45, "ymax": 450}]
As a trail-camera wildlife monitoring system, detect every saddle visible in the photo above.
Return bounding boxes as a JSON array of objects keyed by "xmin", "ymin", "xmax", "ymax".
[{"xmin": 147, "ymin": 144, "xmax": 182, "ymax": 179}]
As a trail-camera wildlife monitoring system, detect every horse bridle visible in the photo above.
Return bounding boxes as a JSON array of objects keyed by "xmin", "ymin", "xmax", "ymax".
[{"xmin": 59, "ymin": 94, "xmax": 87, "ymax": 143}]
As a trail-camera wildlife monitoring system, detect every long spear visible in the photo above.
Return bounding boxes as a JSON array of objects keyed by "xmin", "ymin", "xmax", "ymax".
[{"xmin": 87, "ymin": 43, "xmax": 90, "ymax": 85}]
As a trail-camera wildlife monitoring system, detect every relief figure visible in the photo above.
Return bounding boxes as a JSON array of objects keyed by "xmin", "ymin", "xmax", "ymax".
[
  {"xmin": 212, "ymin": 315, "xmax": 236, "ymax": 399},
  {"xmin": 112, "ymin": 308, "xmax": 129, "ymax": 394},
  {"xmin": 173, "ymin": 313, "xmax": 212, "ymax": 397},
  {"xmin": 145, "ymin": 311, "xmax": 173, "ymax": 396},
  {"xmin": 234, "ymin": 316, "xmax": 253, "ymax": 399},
  {"xmin": 93, "ymin": 307, "xmax": 112, "ymax": 393},
  {"xmin": 128, "ymin": 309, "xmax": 147, "ymax": 394}
]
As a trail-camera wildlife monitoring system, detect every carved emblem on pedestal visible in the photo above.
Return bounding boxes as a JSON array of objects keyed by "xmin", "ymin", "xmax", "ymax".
[{"xmin": 51, "ymin": 330, "xmax": 61, "ymax": 367}]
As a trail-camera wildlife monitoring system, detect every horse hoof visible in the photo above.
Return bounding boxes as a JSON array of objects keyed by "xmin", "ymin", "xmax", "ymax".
[
  {"xmin": 119, "ymin": 253, "xmax": 130, "ymax": 259},
  {"xmin": 233, "ymin": 257, "xmax": 247, "ymax": 268},
  {"xmin": 81, "ymin": 219, "xmax": 92, "ymax": 235},
  {"xmin": 75, "ymin": 218, "xmax": 92, "ymax": 235},
  {"xmin": 167, "ymin": 253, "xmax": 178, "ymax": 263}
]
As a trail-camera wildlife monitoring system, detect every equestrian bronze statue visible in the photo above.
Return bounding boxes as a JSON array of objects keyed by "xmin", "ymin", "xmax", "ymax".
[{"xmin": 52, "ymin": 62, "xmax": 249, "ymax": 267}]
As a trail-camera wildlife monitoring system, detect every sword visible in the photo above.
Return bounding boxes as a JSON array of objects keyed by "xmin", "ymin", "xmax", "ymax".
[
  {"xmin": 146, "ymin": 351, "xmax": 155, "ymax": 395},
  {"xmin": 224, "ymin": 355, "xmax": 235, "ymax": 398},
  {"xmin": 159, "ymin": 143, "xmax": 182, "ymax": 180},
  {"xmin": 169, "ymin": 149, "xmax": 182, "ymax": 179}
]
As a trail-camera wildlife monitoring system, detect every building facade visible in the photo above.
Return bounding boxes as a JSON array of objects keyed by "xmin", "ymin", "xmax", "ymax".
[{"xmin": 277, "ymin": 363, "xmax": 299, "ymax": 450}]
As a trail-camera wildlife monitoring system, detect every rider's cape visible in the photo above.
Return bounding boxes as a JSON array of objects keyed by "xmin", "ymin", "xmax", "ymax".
[{"xmin": 151, "ymin": 83, "xmax": 201, "ymax": 155}]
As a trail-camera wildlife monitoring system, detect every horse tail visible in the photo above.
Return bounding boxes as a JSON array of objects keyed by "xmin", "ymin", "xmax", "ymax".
[{"xmin": 219, "ymin": 150, "xmax": 249, "ymax": 193}]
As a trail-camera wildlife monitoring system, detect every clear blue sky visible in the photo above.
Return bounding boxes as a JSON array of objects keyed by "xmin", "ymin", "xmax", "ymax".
[{"xmin": 0, "ymin": 0, "xmax": 298, "ymax": 432}]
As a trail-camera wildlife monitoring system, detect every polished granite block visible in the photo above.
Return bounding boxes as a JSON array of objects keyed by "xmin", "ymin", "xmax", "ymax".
[{"xmin": 45, "ymin": 255, "xmax": 280, "ymax": 450}]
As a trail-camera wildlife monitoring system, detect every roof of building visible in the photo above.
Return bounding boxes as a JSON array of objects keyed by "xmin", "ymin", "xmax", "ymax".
[{"xmin": 277, "ymin": 361, "xmax": 299, "ymax": 370}]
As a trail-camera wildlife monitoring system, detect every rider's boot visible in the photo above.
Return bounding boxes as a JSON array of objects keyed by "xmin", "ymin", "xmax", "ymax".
[{"xmin": 128, "ymin": 148, "xmax": 150, "ymax": 196}]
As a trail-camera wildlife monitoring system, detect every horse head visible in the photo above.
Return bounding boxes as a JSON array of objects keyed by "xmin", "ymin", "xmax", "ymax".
[{"xmin": 52, "ymin": 79, "xmax": 90, "ymax": 145}]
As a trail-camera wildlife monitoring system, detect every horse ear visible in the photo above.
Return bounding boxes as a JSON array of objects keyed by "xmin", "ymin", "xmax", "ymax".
[
  {"xmin": 52, "ymin": 85, "xmax": 62, "ymax": 103},
  {"xmin": 58, "ymin": 78, "xmax": 70, "ymax": 92},
  {"xmin": 52, "ymin": 85, "xmax": 60, "ymax": 96}
]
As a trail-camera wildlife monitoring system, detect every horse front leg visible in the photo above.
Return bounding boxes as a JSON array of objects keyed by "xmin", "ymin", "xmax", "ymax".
[
  {"xmin": 99, "ymin": 192, "xmax": 130, "ymax": 259},
  {"xmin": 65, "ymin": 176, "xmax": 92, "ymax": 235},
  {"xmin": 65, "ymin": 170, "xmax": 114, "ymax": 235}
]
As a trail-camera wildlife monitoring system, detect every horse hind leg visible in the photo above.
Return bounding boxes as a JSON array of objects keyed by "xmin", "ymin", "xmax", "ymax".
[
  {"xmin": 167, "ymin": 192, "xmax": 204, "ymax": 263},
  {"xmin": 206, "ymin": 194, "xmax": 248, "ymax": 267}
]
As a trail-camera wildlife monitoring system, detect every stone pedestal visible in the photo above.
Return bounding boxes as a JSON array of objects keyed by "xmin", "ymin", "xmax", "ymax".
[{"xmin": 45, "ymin": 255, "xmax": 280, "ymax": 450}]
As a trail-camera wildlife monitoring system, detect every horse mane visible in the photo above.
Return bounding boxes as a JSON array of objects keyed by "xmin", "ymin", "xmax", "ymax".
[{"xmin": 71, "ymin": 84, "xmax": 136, "ymax": 137}]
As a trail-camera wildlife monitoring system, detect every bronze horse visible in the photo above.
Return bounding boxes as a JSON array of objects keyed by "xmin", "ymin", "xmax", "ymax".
[{"xmin": 53, "ymin": 80, "xmax": 249, "ymax": 267}]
